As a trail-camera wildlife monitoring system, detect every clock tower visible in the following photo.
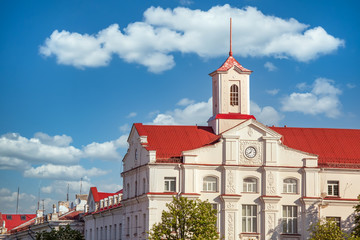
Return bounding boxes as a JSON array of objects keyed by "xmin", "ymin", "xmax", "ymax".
[{"xmin": 208, "ymin": 18, "xmax": 255, "ymax": 134}]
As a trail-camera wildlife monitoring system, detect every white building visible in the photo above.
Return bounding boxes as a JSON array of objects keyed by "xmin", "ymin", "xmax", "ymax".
[
  {"xmin": 84, "ymin": 187, "xmax": 123, "ymax": 240},
  {"xmin": 118, "ymin": 50, "xmax": 360, "ymax": 240}
]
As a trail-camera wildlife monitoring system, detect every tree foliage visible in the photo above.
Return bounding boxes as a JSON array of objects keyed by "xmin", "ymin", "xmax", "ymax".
[
  {"xmin": 35, "ymin": 224, "xmax": 84, "ymax": 240},
  {"xmin": 149, "ymin": 196, "xmax": 219, "ymax": 240},
  {"xmin": 353, "ymin": 195, "xmax": 360, "ymax": 237},
  {"xmin": 309, "ymin": 219, "xmax": 347, "ymax": 240}
]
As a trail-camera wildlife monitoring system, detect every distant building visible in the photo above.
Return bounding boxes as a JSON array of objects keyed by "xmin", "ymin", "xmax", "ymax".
[
  {"xmin": 5, "ymin": 195, "xmax": 86, "ymax": 240},
  {"xmin": 83, "ymin": 187, "xmax": 123, "ymax": 240},
  {"xmin": 0, "ymin": 213, "xmax": 36, "ymax": 239}
]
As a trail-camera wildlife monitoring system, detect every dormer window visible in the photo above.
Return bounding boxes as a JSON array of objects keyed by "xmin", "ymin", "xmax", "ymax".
[{"xmin": 230, "ymin": 84, "xmax": 239, "ymax": 106}]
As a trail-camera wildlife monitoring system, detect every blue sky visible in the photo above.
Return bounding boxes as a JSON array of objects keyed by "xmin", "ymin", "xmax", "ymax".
[{"xmin": 0, "ymin": 0, "xmax": 359, "ymax": 213}]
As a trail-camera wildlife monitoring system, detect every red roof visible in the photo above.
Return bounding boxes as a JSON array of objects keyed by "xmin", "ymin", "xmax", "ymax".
[
  {"xmin": 134, "ymin": 124, "xmax": 220, "ymax": 162},
  {"xmin": 214, "ymin": 113, "xmax": 256, "ymax": 120},
  {"xmin": 214, "ymin": 55, "xmax": 252, "ymax": 73},
  {"xmin": 1, "ymin": 214, "xmax": 36, "ymax": 231},
  {"xmin": 90, "ymin": 187, "xmax": 122, "ymax": 202},
  {"xmin": 59, "ymin": 210, "xmax": 82, "ymax": 220},
  {"xmin": 271, "ymin": 127, "xmax": 360, "ymax": 168}
]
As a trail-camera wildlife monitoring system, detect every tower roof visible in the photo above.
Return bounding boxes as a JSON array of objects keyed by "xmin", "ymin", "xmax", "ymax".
[{"xmin": 213, "ymin": 55, "xmax": 252, "ymax": 73}]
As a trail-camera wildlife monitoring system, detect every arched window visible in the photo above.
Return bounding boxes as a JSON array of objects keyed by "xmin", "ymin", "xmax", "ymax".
[
  {"xmin": 283, "ymin": 178, "xmax": 297, "ymax": 193},
  {"xmin": 230, "ymin": 84, "xmax": 239, "ymax": 106},
  {"xmin": 203, "ymin": 176, "xmax": 218, "ymax": 192},
  {"xmin": 243, "ymin": 178, "xmax": 257, "ymax": 192}
]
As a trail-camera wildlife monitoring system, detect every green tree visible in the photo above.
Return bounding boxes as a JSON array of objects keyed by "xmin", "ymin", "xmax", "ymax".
[
  {"xmin": 309, "ymin": 218, "xmax": 347, "ymax": 240},
  {"xmin": 35, "ymin": 224, "xmax": 84, "ymax": 240},
  {"xmin": 353, "ymin": 195, "xmax": 360, "ymax": 237},
  {"xmin": 149, "ymin": 196, "xmax": 219, "ymax": 240}
]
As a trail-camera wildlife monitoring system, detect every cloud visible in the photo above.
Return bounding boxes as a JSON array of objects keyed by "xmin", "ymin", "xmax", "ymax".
[
  {"xmin": 346, "ymin": 83, "xmax": 356, "ymax": 89},
  {"xmin": 40, "ymin": 5, "xmax": 344, "ymax": 73},
  {"xmin": 264, "ymin": 62, "xmax": 277, "ymax": 71},
  {"xmin": 151, "ymin": 98, "xmax": 212, "ymax": 125},
  {"xmin": 83, "ymin": 135, "xmax": 128, "ymax": 160},
  {"xmin": 97, "ymin": 183, "xmax": 122, "ymax": 193},
  {"xmin": 126, "ymin": 112, "xmax": 137, "ymax": 118},
  {"xmin": 41, "ymin": 180, "xmax": 93, "ymax": 197},
  {"xmin": 281, "ymin": 78, "xmax": 342, "ymax": 118},
  {"xmin": 0, "ymin": 133, "xmax": 82, "ymax": 166},
  {"xmin": 251, "ymin": 101, "xmax": 284, "ymax": 126},
  {"xmin": 266, "ymin": 89, "xmax": 280, "ymax": 96},
  {"xmin": 24, "ymin": 164, "xmax": 107, "ymax": 180},
  {"xmin": 119, "ymin": 123, "xmax": 131, "ymax": 132},
  {"xmin": 177, "ymin": 98, "xmax": 195, "ymax": 106},
  {"xmin": 34, "ymin": 132, "xmax": 73, "ymax": 147},
  {"xmin": 0, "ymin": 188, "xmax": 38, "ymax": 213}
]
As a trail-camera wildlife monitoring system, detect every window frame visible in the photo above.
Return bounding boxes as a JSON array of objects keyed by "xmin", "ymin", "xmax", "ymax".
[
  {"xmin": 164, "ymin": 177, "xmax": 176, "ymax": 192},
  {"xmin": 282, "ymin": 205, "xmax": 298, "ymax": 234},
  {"xmin": 326, "ymin": 217, "xmax": 341, "ymax": 228},
  {"xmin": 242, "ymin": 205, "xmax": 257, "ymax": 233},
  {"xmin": 202, "ymin": 176, "xmax": 218, "ymax": 192},
  {"xmin": 327, "ymin": 180, "xmax": 339, "ymax": 196},
  {"xmin": 283, "ymin": 178, "xmax": 298, "ymax": 194},
  {"xmin": 243, "ymin": 177, "xmax": 257, "ymax": 193},
  {"xmin": 230, "ymin": 84, "xmax": 239, "ymax": 106}
]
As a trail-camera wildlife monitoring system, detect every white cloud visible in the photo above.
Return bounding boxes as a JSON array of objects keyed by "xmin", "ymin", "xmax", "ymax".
[
  {"xmin": 126, "ymin": 112, "xmax": 137, "ymax": 118},
  {"xmin": 42, "ymin": 180, "xmax": 93, "ymax": 197},
  {"xmin": 0, "ymin": 189, "xmax": 38, "ymax": 213},
  {"xmin": 151, "ymin": 98, "xmax": 212, "ymax": 125},
  {"xmin": 24, "ymin": 164, "xmax": 107, "ymax": 180},
  {"xmin": 119, "ymin": 123, "xmax": 131, "ymax": 132},
  {"xmin": 264, "ymin": 62, "xmax": 277, "ymax": 71},
  {"xmin": 346, "ymin": 83, "xmax": 356, "ymax": 89},
  {"xmin": 177, "ymin": 98, "xmax": 195, "ymax": 106},
  {"xmin": 83, "ymin": 135, "xmax": 128, "ymax": 160},
  {"xmin": 0, "ymin": 133, "xmax": 82, "ymax": 166},
  {"xmin": 251, "ymin": 101, "xmax": 284, "ymax": 126},
  {"xmin": 296, "ymin": 82, "xmax": 309, "ymax": 91},
  {"xmin": 34, "ymin": 132, "xmax": 73, "ymax": 147},
  {"xmin": 266, "ymin": 89, "xmax": 280, "ymax": 96},
  {"xmin": 40, "ymin": 5, "xmax": 344, "ymax": 73},
  {"xmin": 281, "ymin": 78, "xmax": 342, "ymax": 118},
  {"xmin": 0, "ymin": 156, "xmax": 31, "ymax": 170}
]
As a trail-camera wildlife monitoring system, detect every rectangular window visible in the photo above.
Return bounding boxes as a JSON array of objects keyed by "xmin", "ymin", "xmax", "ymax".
[
  {"xmin": 242, "ymin": 205, "xmax": 257, "ymax": 233},
  {"xmin": 283, "ymin": 206, "xmax": 298, "ymax": 234},
  {"xmin": 6, "ymin": 215, "xmax": 12, "ymax": 220},
  {"xmin": 164, "ymin": 177, "xmax": 176, "ymax": 192},
  {"xmin": 114, "ymin": 224, "xmax": 117, "ymax": 240},
  {"xmin": 326, "ymin": 217, "xmax": 341, "ymax": 228},
  {"xmin": 203, "ymin": 176, "xmax": 217, "ymax": 192},
  {"xmin": 243, "ymin": 178, "xmax": 257, "ymax": 193},
  {"xmin": 327, "ymin": 181, "xmax": 339, "ymax": 196}
]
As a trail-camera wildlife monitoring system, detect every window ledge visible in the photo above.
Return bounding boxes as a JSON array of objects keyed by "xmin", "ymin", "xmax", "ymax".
[
  {"xmin": 282, "ymin": 193, "xmax": 299, "ymax": 195},
  {"xmin": 281, "ymin": 233, "xmax": 301, "ymax": 236},
  {"xmin": 241, "ymin": 192, "xmax": 259, "ymax": 194}
]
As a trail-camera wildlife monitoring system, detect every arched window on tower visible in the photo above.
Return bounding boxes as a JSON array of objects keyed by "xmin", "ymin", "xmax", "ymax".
[{"xmin": 230, "ymin": 84, "xmax": 239, "ymax": 106}]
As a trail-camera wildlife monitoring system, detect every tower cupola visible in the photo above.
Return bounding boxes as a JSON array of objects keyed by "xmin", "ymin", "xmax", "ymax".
[{"xmin": 208, "ymin": 18, "xmax": 255, "ymax": 134}]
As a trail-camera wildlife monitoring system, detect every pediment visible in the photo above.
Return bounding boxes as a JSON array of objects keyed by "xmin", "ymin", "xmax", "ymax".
[{"xmin": 221, "ymin": 119, "xmax": 282, "ymax": 141}]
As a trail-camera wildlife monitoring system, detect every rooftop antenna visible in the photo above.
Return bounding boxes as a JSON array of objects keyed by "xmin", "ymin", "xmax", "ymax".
[
  {"xmin": 16, "ymin": 187, "xmax": 19, "ymax": 214},
  {"xmin": 80, "ymin": 177, "xmax": 83, "ymax": 195},
  {"xmin": 229, "ymin": 18, "xmax": 233, "ymax": 56},
  {"xmin": 37, "ymin": 188, "xmax": 40, "ymax": 210},
  {"xmin": 67, "ymin": 184, "xmax": 69, "ymax": 201}
]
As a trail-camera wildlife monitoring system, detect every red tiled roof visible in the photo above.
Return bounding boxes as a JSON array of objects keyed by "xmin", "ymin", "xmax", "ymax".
[
  {"xmin": 271, "ymin": 127, "xmax": 360, "ymax": 168},
  {"xmin": 214, "ymin": 56, "xmax": 252, "ymax": 73},
  {"xmin": 134, "ymin": 124, "xmax": 220, "ymax": 162},
  {"xmin": 90, "ymin": 187, "xmax": 122, "ymax": 202},
  {"xmin": 59, "ymin": 211, "xmax": 82, "ymax": 220},
  {"xmin": 1, "ymin": 214, "xmax": 36, "ymax": 231},
  {"xmin": 90, "ymin": 187, "xmax": 113, "ymax": 202}
]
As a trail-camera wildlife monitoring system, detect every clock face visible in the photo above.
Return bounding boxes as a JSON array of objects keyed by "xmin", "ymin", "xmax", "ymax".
[{"xmin": 245, "ymin": 146, "xmax": 257, "ymax": 158}]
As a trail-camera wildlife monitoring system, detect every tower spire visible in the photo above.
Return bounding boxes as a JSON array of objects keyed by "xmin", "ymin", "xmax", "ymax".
[{"xmin": 229, "ymin": 18, "xmax": 233, "ymax": 56}]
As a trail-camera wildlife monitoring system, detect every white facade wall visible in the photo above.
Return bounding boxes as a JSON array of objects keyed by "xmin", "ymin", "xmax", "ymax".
[{"xmin": 120, "ymin": 119, "xmax": 360, "ymax": 240}]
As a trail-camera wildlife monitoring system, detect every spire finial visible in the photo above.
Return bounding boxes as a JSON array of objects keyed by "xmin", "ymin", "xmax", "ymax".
[{"xmin": 229, "ymin": 18, "xmax": 233, "ymax": 56}]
